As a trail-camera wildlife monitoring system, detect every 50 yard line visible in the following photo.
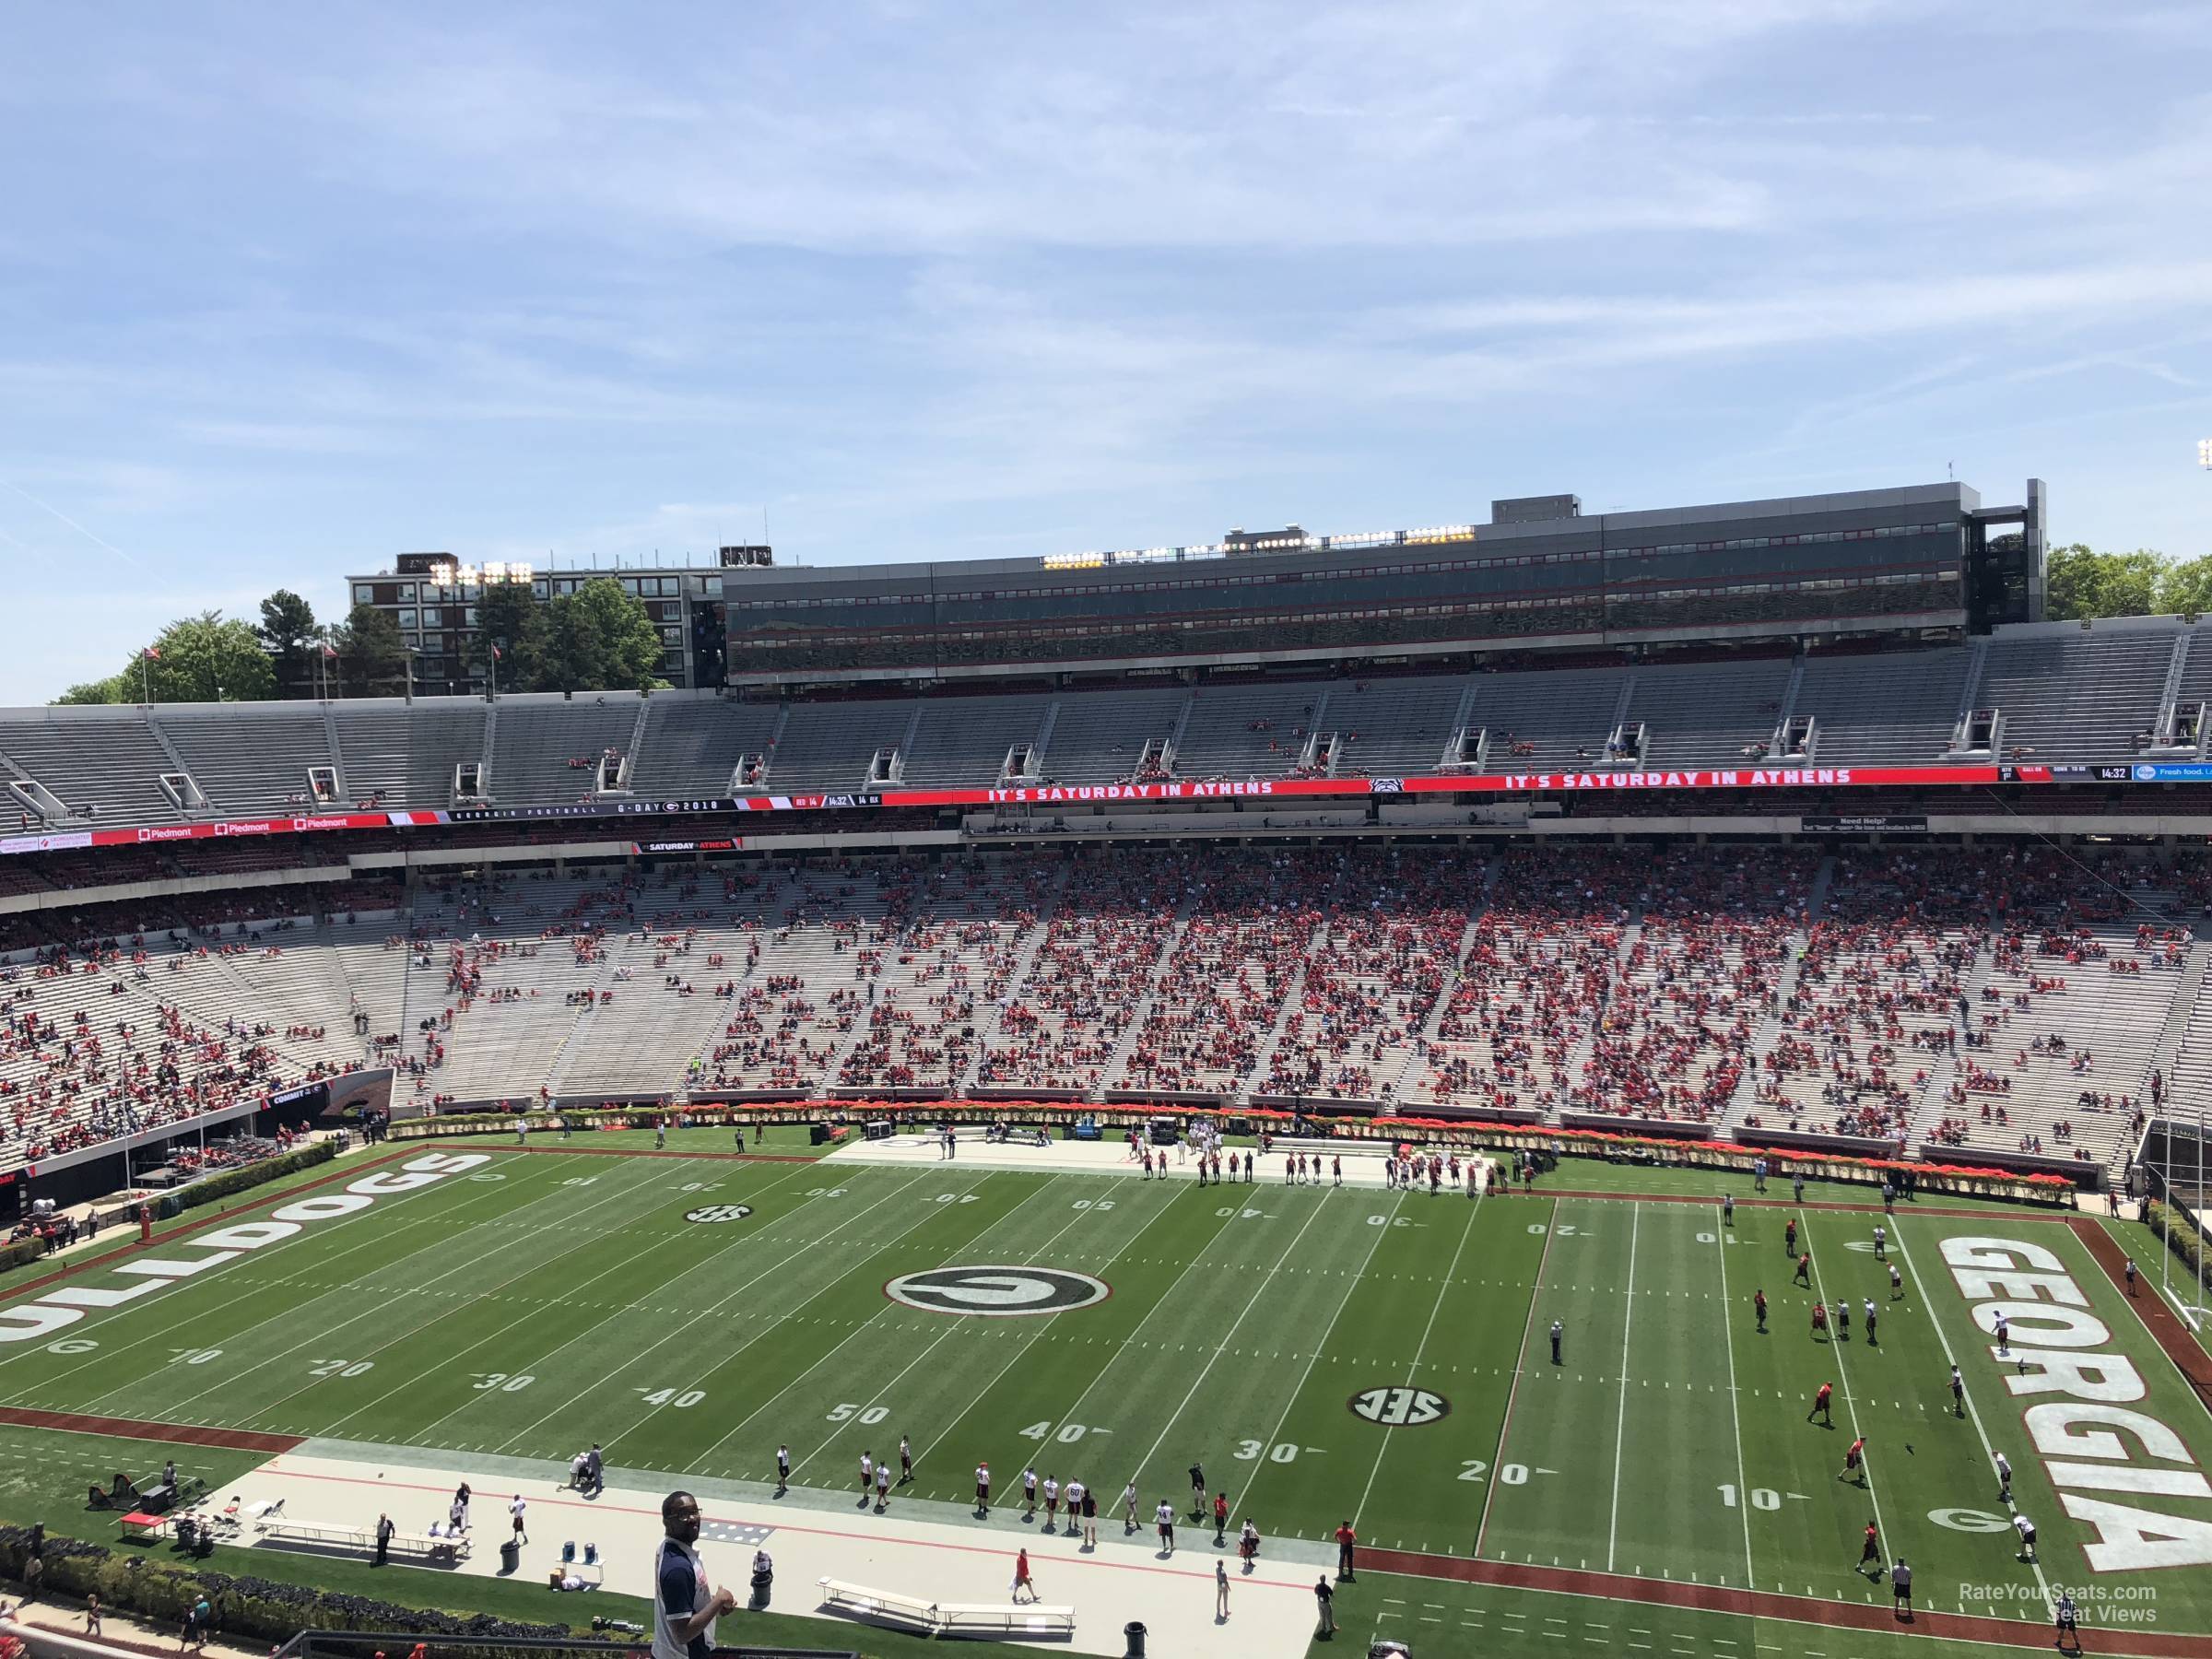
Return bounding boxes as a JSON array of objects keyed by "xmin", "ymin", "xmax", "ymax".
[{"xmin": 1606, "ymin": 1201, "xmax": 1641, "ymax": 1574}]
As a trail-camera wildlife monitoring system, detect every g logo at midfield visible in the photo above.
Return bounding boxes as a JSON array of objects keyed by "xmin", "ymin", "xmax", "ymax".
[
  {"xmin": 686, "ymin": 1206, "xmax": 753, "ymax": 1224},
  {"xmin": 885, "ymin": 1266, "xmax": 1112, "ymax": 1316}
]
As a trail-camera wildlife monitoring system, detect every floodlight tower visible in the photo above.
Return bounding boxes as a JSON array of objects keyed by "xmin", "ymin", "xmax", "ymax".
[{"xmin": 2199, "ymin": 437, "xmax": 2211, "ymax": 469}]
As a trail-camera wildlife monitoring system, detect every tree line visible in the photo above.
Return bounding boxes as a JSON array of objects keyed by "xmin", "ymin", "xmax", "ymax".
[
  {"xmin": 2046, "ymin": 544, "xmax": 2212, "ymax": 622},
  {"xmin": 53, "ymin": 579, "xmax": 670, "ymax": 704}
]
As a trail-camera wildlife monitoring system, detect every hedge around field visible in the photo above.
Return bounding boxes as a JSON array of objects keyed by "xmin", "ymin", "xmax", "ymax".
[
  {"xmin": 0, "ymin": 1526, "xmax": 581, "ymax": 1651},
  {"xmin": 391, "ymin": 1100, "xmax": 2072, "ymax": 1203},
  {"xmin": 173, "ymin": 1137, "xmax": 338, "ymax": 1210},
  {"xmin": 2143, "ymin": 1198, "xmax": 2209, "ymax": 1283}
]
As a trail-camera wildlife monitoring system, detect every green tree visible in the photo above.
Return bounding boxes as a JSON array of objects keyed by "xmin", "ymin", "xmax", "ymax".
[
  {"xmin": 2157, "ymin": 555, "xmax": 2212, "ymax": 621},
  {"xmin": 53, "ymin": 673, "xmax": 128, "ymax": 705},
  {"xmin": 536, "ymin": 577, "xmax": 668, "ymax": 693},
  {"xmin": 332, "ymin": 601, "xmax": 408, "ymax": 698},
  {"xmin": 127, "ymin": 612, "xmax": 277, "ymax": 703},
  {"xmin": 255, "ymin": 589, "xmax": 320, "ymax": 698},
  {"xmin": 2045, "ymin": 544, "xmax": 2163, "ymax": 621},
  {"xmin": 473, "ymin": 577, "xmax": 544, "ymax": 690}
]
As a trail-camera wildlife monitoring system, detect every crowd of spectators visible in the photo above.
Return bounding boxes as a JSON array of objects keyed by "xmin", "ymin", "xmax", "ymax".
[{"xmin": 2, "ymin": 841, "xmax": 2202, "ymax": 1172}]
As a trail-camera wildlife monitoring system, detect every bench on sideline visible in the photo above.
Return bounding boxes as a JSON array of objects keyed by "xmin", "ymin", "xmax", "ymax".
[
  {"xmin": 257, "ymin": 1516, "xmax": 470, "ymax": 1565},
  {"xmin": 818, "ymin": 1576, "xmax": 1075, "ymax": 1640}
]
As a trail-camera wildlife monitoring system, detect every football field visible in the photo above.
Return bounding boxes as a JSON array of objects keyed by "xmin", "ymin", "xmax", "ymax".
[{"xmin": 3, "ymin": 1136, "xmax": 2209, "ymax": 1652}]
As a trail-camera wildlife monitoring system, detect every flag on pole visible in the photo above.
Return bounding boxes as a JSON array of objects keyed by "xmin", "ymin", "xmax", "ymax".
[{"xmin": 143, "ymin": 646, "xmax": 161, "ymax": 660}]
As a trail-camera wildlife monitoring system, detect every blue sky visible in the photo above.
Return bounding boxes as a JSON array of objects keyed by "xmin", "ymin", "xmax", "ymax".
[{"xmin": 3, "ymin": 1, "xmax": 2209, "ymax": 703}]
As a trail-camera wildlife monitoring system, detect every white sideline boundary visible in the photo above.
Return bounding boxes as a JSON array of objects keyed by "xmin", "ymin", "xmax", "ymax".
[{"xmin": 824, "ymin": 1131, "xmax": 1496, "ymax": 1193}]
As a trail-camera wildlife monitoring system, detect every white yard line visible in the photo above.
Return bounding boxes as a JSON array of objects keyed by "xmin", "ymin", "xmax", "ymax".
[
  {"xmin": 315, "ymin": 1159, "xmax": 829, "ymax": 1440},
  {"xmin": 904, "ymin": 1179, "xmax": 1190, "ymax": 1481},
  {"xmin": 2159, "ymin": 1282, "xmax": 2205, "ymax": 1334},
  {"xmin": 220, "ymin": 1155, "xmax": 707, "ymax": 1429},
  {"xmin": 1800, "ymin": 1218, "xmax": 1890, "ymax": 1573},
  {"xmin": 1000, "ymin": 1189, "xmax": 1257, "ymax": 1481},
  {"xmin": 782, "ymin": 1176, "xmax": 1078, "ymax": 1483},
  {"xmin": 1123, "ymin": 1187, "xmax": 1347, "ymax": 1492},
  {"xmin": 60, "ymin": 1153, "xmax": 590, "ymax": 1418},
  {"xmin": 1713, "ymin": 1209, "xmax": 1756, "ymax": 1589},
  {"xmin": 527, "ymin": 1169, "xmax": 947, "ymax": 1459},
  {"xmin": 1890, "ymin": 1218, "xmax": 2055, "ymax": 1614},
  {"xmin": 1606, "ymin": 1202, "xmax": 1641, "ymax": 1574},
  {"xmin": 1475, "ymin": 1197, "xmax": 1558, "ymax": 1560},
  {"xmin": 1231, "ymin": 1185, "xmax": 1410, "ymax": 1529},
  {"xmin": 0, "ymin": 1149, "xmax": 535, "ymax": 1395},
  {"xmin": 1347, "ymin": 1189, "xmax": 1472, "ymax": 1530}
]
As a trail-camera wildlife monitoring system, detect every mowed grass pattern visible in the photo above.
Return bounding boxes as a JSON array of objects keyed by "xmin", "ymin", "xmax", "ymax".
[{"xmin": 3, "ymin": 1149, "xmax": 2209, "ymax": 1640}]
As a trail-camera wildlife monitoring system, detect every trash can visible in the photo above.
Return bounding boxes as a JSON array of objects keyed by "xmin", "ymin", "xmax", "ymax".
[
  {"xmin": 500, "ymin": 1537, "xmax": 520, "ymax": 1573},
  {"xmin": 1123, "ymin": 1622, "xmax": 1147, "ymax": 1658},
  {"xmin": 808, "ymin": 1123, "xmax": 831, "ymax": 1147}
]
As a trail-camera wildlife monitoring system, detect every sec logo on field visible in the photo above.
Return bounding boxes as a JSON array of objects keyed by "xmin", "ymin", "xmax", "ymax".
[
  {"xmin": 685, "ymin": 1205, "xmax": 753, "ymax": 1224},
  {"xmin": 885, "ymin": 1266, "xmax": 1112, "ymax": 1316},
  {"xmin": 1347, "ymin": 1386, "xmax": 1449, "ymax": 1427}
]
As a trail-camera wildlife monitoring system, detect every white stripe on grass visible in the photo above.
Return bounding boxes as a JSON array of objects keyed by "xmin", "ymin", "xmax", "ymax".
[
  {"xmin": 1606, "ymin": 1202, "xmax": 1641, "ymax": 1574},
  {"xmin": 120, "ymin": 1156, "xmax": 679, "ymax": 1424},
  {"xmin": 1889, "ymin": 1217, "xmax": 2053, "ymax": 1613},
  {"xmin": 1713, "ymin": 1204, "xmax": 1756, "ymax": 1588},
  {"xmin": 314, "ymin": 1158, "xmax": 832, "ymax": 1441},
  {"xmin": 1347, "ymin": 1186, "xmax": 1474, "ymax": 1531},
  {"xmin": 1122, "ymin": 1185, "xmax": 1347, "ymax": 1501},
  {"xmin": 782, "ymin": 1175, "xmax": 1081, "ymax": 1484},
  {"xmin": 1475, "ymin": 1197, "xmax": 1559, "ymax": 1560},
  {"xmin": 532, "ymin": 1169, "xmax": 953, "ymax": 1462},
  {"xmin": 0, "ymin": 1149, "xmax": 544, "ymax": 1404},
  {"xmin": 1801, "ymin": 1218, "xmax": 1891, "ymax": 1578},
  {"xmin": 905, "ymin": 1177, "xmax": 1194, "ymax": 1483}
]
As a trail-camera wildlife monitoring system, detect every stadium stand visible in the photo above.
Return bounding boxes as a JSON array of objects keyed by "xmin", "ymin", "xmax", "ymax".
[
  {"xmin": 11, "ymin": 620, "xmax": 2212, "ymax": 1196},
  {"xmin": 490, "ymin": 695, "xmax": 643, "ymax": 805},
  {"xmin": 158, "ymin": 706, "xmax": 340, "ymax": 812}
]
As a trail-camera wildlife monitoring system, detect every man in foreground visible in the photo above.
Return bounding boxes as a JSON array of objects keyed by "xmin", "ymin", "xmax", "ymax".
[{"xmin": 654, "ymin": 1491, "xmax": 737, "ymax": 1659}]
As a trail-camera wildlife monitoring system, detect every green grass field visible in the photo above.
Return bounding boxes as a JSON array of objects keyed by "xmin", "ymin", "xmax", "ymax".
[{"xmin": 3, "ymin": 1139, "xmax": 2209, "ymax": 1656}]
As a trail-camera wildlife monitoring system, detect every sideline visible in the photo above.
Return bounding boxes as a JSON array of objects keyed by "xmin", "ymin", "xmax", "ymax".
[
  {"xmin": 1360, "ymin": 1546, "xmax": 2212, "ymax": 1658},
  {"xmin": 2071, "ymin": 1217, "xmax": 2212, "ymax": 1410},
  {"xmin": 0, "ymin": 1405, "xmax": 299, "ymax": 1453}
]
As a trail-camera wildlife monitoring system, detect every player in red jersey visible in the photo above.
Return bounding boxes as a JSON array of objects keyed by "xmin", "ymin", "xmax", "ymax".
[
  {"xmin": 1841, "ymin": 1435, "xmax": 1866, "ymax": 1484},
  {"xmin": 1808, "ymin": 1381, "xmax": 1834, "ymax": 1425}
]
